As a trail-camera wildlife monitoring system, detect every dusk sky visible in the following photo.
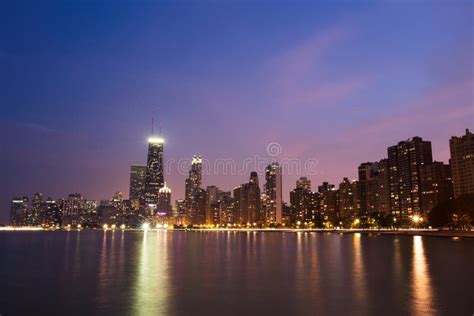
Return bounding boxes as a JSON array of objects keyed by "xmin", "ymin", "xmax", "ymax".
[{"xmin": 1, "ymin": 1, "xmax": 473, "ymax": 224}]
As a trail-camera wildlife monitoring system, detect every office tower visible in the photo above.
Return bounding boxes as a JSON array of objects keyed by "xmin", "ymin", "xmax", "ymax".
[
  {"xmin": 296, "ymin": 176, "xmax": 311, "ymax": 191},
  {"xmin": 233, "ymin": 172, "xmax": 261, "ymax": 224},
  {"xmin": 265, "ymin": 163, "xmax": 282, "ymax": 224},
  {"xmin": 157, "ymin": 183, "xmax": 172, "ymax": 216},
  {"xmin": 337, "ymin": 178, "xmax": 357, "ymax": 220},
  {"xmin": 450, "ymin": 129, "xmax": 474, "ymax": 198},
  {"xmin": 10, "ymin": 197, "xmax": 28, "ymax": 226},
  {"xmin": 175, "ymin": 199, "xmax": 187, "ymax": 224},
  {"xmin": 388, "ymin": 137, "xmax": 433, "ymax": 220},
  {"xmin": 422, "ymin": 161, "xmax": 454, "ymax": 212},
  {"xmin": 144, "ymin": 136, "xmax": 165, "ymax": 206},
  {"xmin": 206, "ymin": 185, "xmax": 219, "ymax": 224},
  {"xmin": 185, "ymin": 155, "xmax": 203, "ymax": 223},
  {"xmin": 195, "ymin": 188, "xmax": 207, "ymax": 225},
  {"xmin": 129, "ymin": 164, "xmax": 147, "ymax": 207}
]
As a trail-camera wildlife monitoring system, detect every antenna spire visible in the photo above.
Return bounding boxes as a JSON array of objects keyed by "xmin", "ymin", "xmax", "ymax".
[
  {"xmin": 151, "ymin": 117, "xmax": 154, "ymax": 135},
  {"xmin": 159, "ymin": 122, "xmax": 163, "ymax": 136}
]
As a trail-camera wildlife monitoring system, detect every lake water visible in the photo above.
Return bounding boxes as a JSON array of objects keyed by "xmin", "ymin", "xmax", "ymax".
[{"xmin": 1, "ymin": 231, "xmax": 473, "ymax": 315}]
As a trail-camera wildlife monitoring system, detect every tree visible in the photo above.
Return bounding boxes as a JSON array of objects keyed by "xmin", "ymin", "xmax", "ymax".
[{"xmin": 428, "ymin": 194, "xmax": 474, "ymax": 230}]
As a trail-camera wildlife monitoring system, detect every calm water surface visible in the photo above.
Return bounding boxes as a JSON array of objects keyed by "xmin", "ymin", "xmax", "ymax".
[{"xmin": 1, "ymin": 231, "xmax": 473, "ymax": 315}]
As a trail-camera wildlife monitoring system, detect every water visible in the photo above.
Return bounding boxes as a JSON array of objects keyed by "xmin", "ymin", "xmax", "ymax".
[{"xmin": 1, "ymin": 231, "xmax": 473, "ymax": 315}]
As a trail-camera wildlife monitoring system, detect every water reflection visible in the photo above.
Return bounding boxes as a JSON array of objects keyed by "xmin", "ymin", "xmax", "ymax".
[
  {"xmin": 411, "ymin": 236, "xmax": 436, "ymax": 315},
  {"xmin": 352, "ymin": 233, "xmax": 368, "ymax": 314},
  {"xmin": 133, "ymin": 231, "xmax": 170, "ymax": 315}
]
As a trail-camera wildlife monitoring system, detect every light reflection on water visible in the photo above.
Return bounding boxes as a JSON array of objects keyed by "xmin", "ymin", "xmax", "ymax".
[
  {"xmin": 133, "ymin": 230, "xmax": 170, "ymax": 315},
  {"xmin": 411, "ymin": 236, "xmax": 436, "ymax": 316},
  {"xmin": 1, "ymin": 231, "xmax": 473, "ymax": 316}
]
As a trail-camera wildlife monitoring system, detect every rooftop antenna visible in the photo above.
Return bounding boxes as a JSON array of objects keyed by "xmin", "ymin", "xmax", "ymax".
[
  {"xmin": 159, "ymin": 121, "xmax": 163, "ymax": 137},
  {"xmin": 151, "ymin": 117, "xmax": 154, "ymax": 135}
]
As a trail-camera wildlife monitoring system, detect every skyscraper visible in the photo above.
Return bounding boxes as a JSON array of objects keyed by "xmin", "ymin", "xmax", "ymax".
[
  {"xmin": 157, "ymin": 183, "xmax": 172, "ymax": 216},
  {"xmin": 388, "ymin": 137, "xmax": 433, "ymax": 220},
  {"xmin": 450, "ymin": 129, "xmax": 474, "ymax": 198},
  {"xmin": 185, "ymin": 155, "xmax": 203, "ymax": 223},
  {"xmin": 10, "ymin": 197, "xmax": 28, "ymax": 226},
  {"xmin": 144, "ymin": 136, "xmax": 165, "ymax": 206},
  {"xmin": 233, "ymin": 172, "xmax": 261, "ymax": 224},
  {"xmin": 265, "ymin": 163, "xmax": 282, "ymax": 224},
  {"xmin": 129, "ymin": 164, "xmax": 147, "ymax": 206},
  {"xmin": 421, "ymin": 161, "xmax": 453, "ymax": 212}
]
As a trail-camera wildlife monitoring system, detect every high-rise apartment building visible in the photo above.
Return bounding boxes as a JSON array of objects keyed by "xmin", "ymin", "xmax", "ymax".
[
  {"xmin": 388, "ymin": 137, "xmax": 433, "ymax": 220},
  {"xmin": 157, "ymin": 183, "xmax": 172, "ymax": 216},
  {"xmin": 450, "ymin": 129, "xmax": 474, "ymax": 198}
]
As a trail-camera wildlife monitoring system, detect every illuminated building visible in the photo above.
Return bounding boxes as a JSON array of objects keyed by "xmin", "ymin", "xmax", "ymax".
[
  {"xmin": 157, "ymin": 183, "xmax": 172, "ymax": 216},
  {"xmin": 129, "ymin": 164, "xmax": 147, "ymax": 207},
  {"xmin": 185, "ymin": 155, "xmax": 203, "ymax": 223},
  {"xmin": 265, "ymin": 163, "xmax": 282, "ymax": 224},
  {"xmin": 10, "ymin": 197, "xmax": 28, "ymax": 226},
  {"xmin": 388, "ymin": 137, "xmax": 433, "ymax": 221},
  {"xmin": 232, "ymin": 172, "xmax": 261, "ymax": 224},
  {"xmin": 144, "ymin": 136, "xmax": 164, "ymax": 206},
  {"xmin": 450, "ymin": 129, "xmax": 474, "ymax": 198}
]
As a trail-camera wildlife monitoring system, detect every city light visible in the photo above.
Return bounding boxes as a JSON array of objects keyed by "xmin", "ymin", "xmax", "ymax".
[
  {"xmin": 148, "ymin": 137, "xmax": 164, "ymax": 144},
  {"xmin": 142, "ymin": 223, "xmax": 150, "ymax": 231},
  {"xmin": 120, "ymin": 224, "xmax": 126, "ymax": 230},
  {"xmin": 103, "ymin": 224, "xmax": 108, "ymax": 230}
]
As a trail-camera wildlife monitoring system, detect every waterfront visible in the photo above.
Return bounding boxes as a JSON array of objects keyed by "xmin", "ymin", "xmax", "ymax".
[{"xmin": 1, "ymin": 231, "xmax": 473, "ymax": 315}]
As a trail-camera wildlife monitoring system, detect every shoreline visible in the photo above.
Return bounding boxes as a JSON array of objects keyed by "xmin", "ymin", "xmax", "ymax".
[{"xmin": 1, "ymin": 227, "xmax": 473, "ymax": 238}]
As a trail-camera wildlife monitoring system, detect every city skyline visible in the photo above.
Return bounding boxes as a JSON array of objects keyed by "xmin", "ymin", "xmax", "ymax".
[
  {"xmin": 1, "ymin": 1, "xmax": 473, "ymax": 224},
  {"xmin": 6, "ymin": 128, "xmax": 472, "ymax": 227}
]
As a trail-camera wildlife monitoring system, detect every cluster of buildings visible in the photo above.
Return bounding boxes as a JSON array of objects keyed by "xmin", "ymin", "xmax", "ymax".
[{"xmin": 9, "ymin": 129, "xmax": 474, "ymax": 229}]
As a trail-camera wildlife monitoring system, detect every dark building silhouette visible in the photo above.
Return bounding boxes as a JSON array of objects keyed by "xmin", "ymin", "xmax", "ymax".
[
  {"xmin": 450, "ymin": 129, "xmax": 474, "ymax": 198},
  {"xmin": 129, "ymin": 164, "xmax": 147, "ymax": 207}
]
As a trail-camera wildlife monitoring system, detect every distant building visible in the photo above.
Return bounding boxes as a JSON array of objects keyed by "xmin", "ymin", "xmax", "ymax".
[
  {"xmin": 232, "ymin": 172, "xmax": 261, "ymax": 224},
  {"xmin": 206, "ymin": 185, "xmax": 219, "ymax": 224},
  {"xmin": 144, "ymin": 136, "xmax": 165, "ymax": 206},
  {"xmin": 10, "ymin": 197, "xmax": 28, "ymax": 226},
  {"xmin": 450, "ymin": 129, "xmax": 474, "ymax": 198},
  {"xmin": 129, "ymin": 164, "xmax": 147, "ymax": 206},
  {"xmin": 157, "ymin": 183, "xmax": 172, "ymax": 216},
  {"xmin": 185, "ymin": 155, "xmax": 203, "ymax": 223},
  {"xmin": 318, "ymin": 182, "xmax": 338, "ymax": 223},
  {"xmin": 296, "ymin": 176, "xmax": 311, "ymax": 191},
  {"xmin": 29, "ymin": 192, "xmax": 42, "ymax": 226},
  {"xmin": 357, "ymin": 159, "xmax": 390, "ymax": 217},
  {"xmin": 337, "ymin": 178, "xmax": 357, "ymax": 220},
  {"xmin": 265, "ymin": 163, "xmax": 282, "ymax": 224},
  {"xmin": 39, "ymin": 198, "xmax": 62, "ymax": 228},
  {"xmin": 388, "ymin": 137, "xmax": 433, "ymax": 220},
  {"xmin": 422, "ymin": 161, "xmax": 453, "ymax": 213}
]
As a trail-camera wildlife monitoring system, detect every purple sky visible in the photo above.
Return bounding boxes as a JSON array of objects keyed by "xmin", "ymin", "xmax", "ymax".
[{"xmin": 1, "ymin": 1, "xmax": 473, "ymax": 224}]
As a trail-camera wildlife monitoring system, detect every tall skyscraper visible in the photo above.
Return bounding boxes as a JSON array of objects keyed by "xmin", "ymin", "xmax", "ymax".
[
  {"xmin": 233, "ymin": 172, "xmax": 261, "ymax": 224},
  {"xmin": 10, "ymin": 197, "xmax": 28, "ymax": 226},
  {"xmin": 29, "ymin": 192, "xmax": 43, "ymax": 226},
  {"xmin": 129, "ymin": 164, "xmax": 147, "ymax": 206},
  {"xmin": 185, "ymin": 155, "xmax": 203, "ymax": 223},
  {"xmin": 144, "ymin": 136, "xmax": 165, "ymax": 206},
  {"xmin": 450, "ymin": 129, "xmax": 474, "ymax": 198},
  {"xmin": 265, "ymin": 163, "xmax": 282, "ymax": 224},
  {"xmin": 388, "ymin": 136, "xmax": 433, "ymax": 220},
  {"xmin": 157, "ymin": 183, "xmax": 172, "ymax": 216},
  {"xmin": 290, "ymin": 179, "xmax": 317, "ymax": 223}
]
